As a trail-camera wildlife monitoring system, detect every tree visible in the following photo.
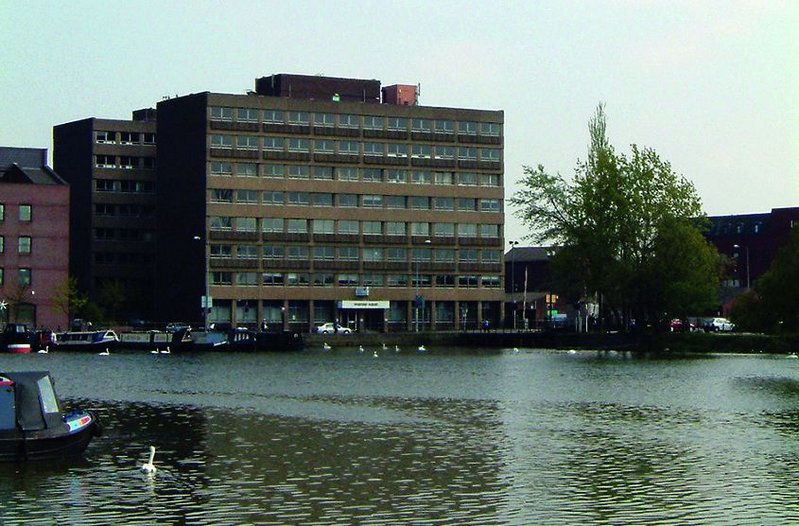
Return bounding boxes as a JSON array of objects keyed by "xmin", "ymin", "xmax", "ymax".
[
  {"xmin": 53, "ymin": 276, "xmax": 88, "ymax": 324},
  {"xmin": 98, "ymin": 279, "xmax": 126, "ymax": 323},
  {"xmin": 511, "ymin": 104, "xmax": 722, "ymax": 330}
]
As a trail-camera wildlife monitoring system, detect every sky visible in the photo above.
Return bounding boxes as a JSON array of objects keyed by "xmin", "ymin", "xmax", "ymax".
[{"xmin": 1, "ymin": 0, "xmax": 797, "ymax": 244}]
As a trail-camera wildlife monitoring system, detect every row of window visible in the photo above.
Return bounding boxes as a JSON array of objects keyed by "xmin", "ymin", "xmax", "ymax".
[
  {"xmin": 210, "ymin": 134, "xmax": 501, "ymax": 161},
  {"xmin": 94, "ymin": 229, "xmax": 155, "ymax": 242},
  {"xmin": 211, "ymin": 107, "xmax": 501, "ymax": 136},
  {"xmin": 0, "ymin": 236, "xmax": 32, "ymax": 255},
  {"xmin": 95, "ymin": 155, "xmax": 156, "ymax": 169},
  {"xmin": 95, "ymin": 180, "xmax": 155, "ymax": 194},
  {"xmin": 210, "ymin": 190, "xmax": 502, "ymax": 212},
  {"xmin": 0, "ymin": 203, "xmax": 32, "ymax": 222},
  {"xmin": 0, "ymin": 268, "xmax": 31, "ymax": 287},
  {"xmin": 213, "ymin": 271, "xmax": 501, "ymax": 288},
  {"xmin": 210, "ymin": 244, "xmax": 502, "ymax": 263},
  {"xmin": 209, "ymin": 163, "xmax": 501, "ymax": 186},
  {"xmin": 211, "ymin": 217, "xmax": 501, "ymax": 237},
  {"xmin": 95, "ymin": 131, "xmax": 156, "ymax": 144},
  {"xmin": 95, "ymin": 204, "xmax": 155, "ymax": 217}
]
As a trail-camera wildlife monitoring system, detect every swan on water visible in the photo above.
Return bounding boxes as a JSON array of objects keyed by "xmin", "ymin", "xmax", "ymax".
[
  {"xmin": 417, "ymin": 345, "xmax": 427, "ymax": 352},
  {"xmin": 323, "ymin": 342, "xmax": 332, "ymax": 351},
  {"xmin": 141, "ymin": 445, "xmax": 157, "ymax": 474},
  {"xmin": 98, "ymin": 348, "xmax": 110, "ymax": 356},
  {"xmin": 160, "ymin": 347, "xmax": 171, "ymax": 354},
  {"xmin": 359, "ymin": 345, "xmax": 365, "ymax": 353},
  {"xmin": 395, "ymin": 345, "xmax": 400, "ymax": 352},
  {"xmin": 373, "ymin": 350, "xmax": 379, "ymax": 358},
  {"xmin": 382, "ymin": 343, "xmax": 388, "ymax": 351}
]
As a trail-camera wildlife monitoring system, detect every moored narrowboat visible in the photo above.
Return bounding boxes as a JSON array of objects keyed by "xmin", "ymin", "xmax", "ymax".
[{"xmin": 2, "ymin": 324, "xmax": 32, "ymax": 353}]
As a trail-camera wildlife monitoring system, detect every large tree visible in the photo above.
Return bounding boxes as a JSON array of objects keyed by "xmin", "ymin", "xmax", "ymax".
[{"xmin": 511, "ymin": 104, "xmax": 722, "ymax": 330}]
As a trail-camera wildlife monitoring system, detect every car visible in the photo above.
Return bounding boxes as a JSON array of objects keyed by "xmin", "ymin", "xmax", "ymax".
[
  {"xmin": 669, "ymin": 319, "xmax": 696, "ymax": 332},
  {"xmin": 315, "ymin": 322, "xmax": 351, "ymax": 334},
  {"xmin": 705, "ymin": 317, "xmax": 734, "ymax": 332}
]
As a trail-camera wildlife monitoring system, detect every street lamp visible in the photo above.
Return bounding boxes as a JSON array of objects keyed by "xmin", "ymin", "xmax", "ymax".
[
  {"xmin": 508, "ymin": 240, "xmax": 519, "ymax": 330},
  {"xmin": 733, "ymin": 244, "xmax": 750, "ymax": 289},
  {"xmin": 193, "ymin": 235, "xmax": 210, "ymax": 331},
  {"xmin": 415, "ymin": 239, "xmax": 431, "ymax": 332}
]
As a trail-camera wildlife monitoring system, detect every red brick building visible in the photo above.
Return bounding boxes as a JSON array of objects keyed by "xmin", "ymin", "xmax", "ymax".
[{"xmin": 0, "ymin": 147, "xmax": 70, "ymax": 330}]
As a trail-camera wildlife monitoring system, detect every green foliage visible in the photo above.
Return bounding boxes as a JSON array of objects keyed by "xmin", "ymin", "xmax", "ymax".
[
  {"xmin": 511, "ymin": 104, "xmax": 721, "ymax": 330},
  {"xmin": 53, "ymin": 276, "xmax": 88, "ymax": 321},
  {"xmin": 97, "ymin": 280, "xmax": 126, "ymax": 323}
]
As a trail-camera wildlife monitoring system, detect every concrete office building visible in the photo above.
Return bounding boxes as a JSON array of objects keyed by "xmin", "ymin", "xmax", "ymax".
[
  {"xmin": 53, "ymin": 110, "xmax": 158, "ymax": 320},
  {"xmin": 0, "ymin": 147, "xmax": 70, "ymax": 329},
  {"xmin": 156, "ymin": 74, "xmax": 505, "ymax": 332}
]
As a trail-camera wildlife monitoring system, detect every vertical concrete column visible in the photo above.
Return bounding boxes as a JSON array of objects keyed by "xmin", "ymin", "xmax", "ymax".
[{"xmin": 429, "ymin": 300, "xmax": 436, "ymax": 331}]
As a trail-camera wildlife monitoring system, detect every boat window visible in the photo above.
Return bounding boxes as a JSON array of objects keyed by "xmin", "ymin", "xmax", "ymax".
[{"xmin": 37, "ymin": 376, "xmax": 60, "ymax": 414}]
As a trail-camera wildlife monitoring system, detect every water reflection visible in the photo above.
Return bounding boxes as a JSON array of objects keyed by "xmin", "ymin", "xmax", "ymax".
[{"xmin": 1, "ymin": 350, "xmax": 799, "ymax": 524}]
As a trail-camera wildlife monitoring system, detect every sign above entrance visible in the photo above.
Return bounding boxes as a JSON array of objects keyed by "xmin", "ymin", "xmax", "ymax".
[{"xmin": 338, "ymin": 300, "xmax": 389, "ymax": 309}]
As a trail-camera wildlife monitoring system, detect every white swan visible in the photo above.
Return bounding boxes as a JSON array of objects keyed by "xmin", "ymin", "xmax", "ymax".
[
  {"xmin": 359, "ymin": 345, "xmax": 365, "ymax": 353},
  {"xmin": 98, "ymin": 348, "xmax": 110, "ymax": 356},
  {"xmin": 37, "ymin": 347, "xmax": 49, "ymax": 354},
  {"xmin": 141, "ymin": 445, "xmax": 157, "ymax": 474},
  {"xmin": 417, "ymin": 345, "xmax": 427, "ymax": 353},
  {"xmin": 373, "ymin": 350, "xmax": 379, "ymax": 358},
  {"xmin": 323, "ymin": 342, "xmax": 332, "ymax": 351},
  {"xmin": 382, "ymin": 343, "xmax": 388, "ymax": 351},
  {"xmin": 160, "ymin": 346, "xmax": 171, "ymax": 354},
  {"xmin": 150, "ymin": 348, "xmax": 159, "ymax": 354},
  {"xmin": 395, "ymin": 345, "xmax": 400, "ymax": 352}
]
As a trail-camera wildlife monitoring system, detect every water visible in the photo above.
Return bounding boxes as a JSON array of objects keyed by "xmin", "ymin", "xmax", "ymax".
[{"xmin": 2, "ymin": 348, "xmax": 799, "ymax": 524}]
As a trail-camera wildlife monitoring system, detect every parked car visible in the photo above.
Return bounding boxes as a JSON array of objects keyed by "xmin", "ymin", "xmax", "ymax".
[
  {"xmin": 705, "ymin": 317, "xmax": 735, "ymax": 332},
  {"xmin": 669, "ymin": 319, "xmax": 697, "ymax": 332},
  {"xmin": 315, "ymin": 322, "xmax": 351, "ymax": 334}
]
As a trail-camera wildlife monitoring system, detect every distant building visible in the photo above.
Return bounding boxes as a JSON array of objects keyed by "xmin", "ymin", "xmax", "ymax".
[
  {"xmin": 53, "ymin": 111, "xmax": 157, "ymax": 320},
  {"xmin": 505, "ymin": 245, "xmax": 572, "ymax": 330},
  {"xmin": 0, "ymin": 147, "xmax": 70, "ymax": 329},
  {"xmin": 706, "ymin": 207, "xmax": 799, "ymax": 290},
  {"xmin": 155, "ymin": 73, "xmax": 506, "ymax": 331}
]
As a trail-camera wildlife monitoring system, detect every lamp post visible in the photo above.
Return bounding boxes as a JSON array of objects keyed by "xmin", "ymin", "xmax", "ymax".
[
  {"xmin": 193, "ymin": 235, "xmax": 210, "ymax": 331},
  {"xmin": 733, "ymin": 244, "xmax": 750, "ymax": 289},
  {"xmin": 508, "ymin": 240, "xmax": 519, "ymax": 330},
  {"xmin": 414, "ymin": 239, "xmax": 431, "ymax": 332}
]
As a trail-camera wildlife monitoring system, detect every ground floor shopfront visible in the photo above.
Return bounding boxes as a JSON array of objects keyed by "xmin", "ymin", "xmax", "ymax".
[{"xmin": 204, "ymin": 298, "xmax": 503, "ymax": 333}]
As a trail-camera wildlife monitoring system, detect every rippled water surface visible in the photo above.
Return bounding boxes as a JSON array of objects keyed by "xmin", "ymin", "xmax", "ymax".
[{"xmin": 2, "ymin": 348, "xmax": 799, "ymax": 524}]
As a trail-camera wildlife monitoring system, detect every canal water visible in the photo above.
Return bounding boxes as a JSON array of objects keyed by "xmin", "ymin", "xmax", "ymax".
[{"xmin": 2, "ymin": 347, "xmax": 799, "ymax": 525}]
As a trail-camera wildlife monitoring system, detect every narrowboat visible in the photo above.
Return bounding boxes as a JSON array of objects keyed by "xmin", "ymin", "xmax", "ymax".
[
  {"xmin": 0, "ymin": 371, "xmax": 101, "ymax": 461},
  {"xmin": 2, "ymin": 323, "xmax": 32, "ymax": 353},
  {"xmin": 54, "ymin": 330, "xmax": 119, "ymax": 352}
]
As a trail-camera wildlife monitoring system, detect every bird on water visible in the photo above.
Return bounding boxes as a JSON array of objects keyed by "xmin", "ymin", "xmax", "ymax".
[{"xmin": 141, "ymin": 445, "xmax": 157, "ymax": 474}]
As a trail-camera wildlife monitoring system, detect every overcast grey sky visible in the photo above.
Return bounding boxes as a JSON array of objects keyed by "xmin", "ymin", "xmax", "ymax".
[{"xmin": 2, "ymin": 1, "xmax": 797, "ymax": 243}]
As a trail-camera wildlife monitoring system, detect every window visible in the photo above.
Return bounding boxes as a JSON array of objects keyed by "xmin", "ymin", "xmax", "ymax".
[
  {"xmin": 338, "ymin": 141, "xmax": 359, "ymax": 155},
  {"xmin": 363, "ymin": 116, "xmax": 383, "ymax": 130},
  {"xmin": 480, "ymin": 199, "xmax": 501, "ymax": 212},
  {"xmin": 314, "ymin": 273, "xmax": 335, "ymax": 287},
  {"xmin": 387, "ymin": 117, "xmax": 408, "ymax": 131},
  {"xmin": 210, "ymin": 244, "xmax": 232, "ymax": 258},
  {"xmin": 210, "ymin": 107, "xmax": 233, "ymax": 121},
  {"xmin": 236, "ymin": 163, "xmax": 257, "ymax": 177},
  {"xmin": 287, "ymin": 192, "xmax": 310, "ymax": 206},
  {"xmin": 212, "ymin": 272, "xmax": 233, "ymax": 285},
  {"xmin": 287, "ymin": 273, "xmax": 309, "ymax": 286},
  {"xmin": 459, "ymin": 249, "xmax": 478, "ymax": 263},
  {"xmin": 314, "ymin": 246, "xmax": 335, "ymax": 260},
  {"xmin": 237, "ymin": 272, "xmax": 259, "ymax": 286},
  {"xmin": 143, "ymin": 133, "xmax": 156, "ymax": 144},
  {"xmin": 262, "ymin": 272, "xmax": 284, "ymax": 286},
  {"xmin": 287, "ymin": 219, "xmax": 307, "ymax": 233},
  {"xmin": 338, "ymin": 194, "xmax": 357, "ymax": 207},
  {"xmin": 435, "ymin": 248, "xmax": 455, "ymax": 263},
  {"xmin": 312, "ymin": 193, "xmax": 334, "ymax": 207},
  {"xmin": 363, "ymin": 142, "xmax": 383, "ymax": 157},
  {"xmin": 411, "ymin": 222, "xmax": 429, "ymax": 236},
  {"xmin": 435, "ymin": 120, "xmax": 454, "ymax": 133},
  {"xmin": 362, "ymin": 168, "xmax": 383, "ymax": 182},
  {"xmin": 363, "ymin": 247, "xmax": 383, "ymax": 261},
  {"xmin": 412, "ymin": 144, "xmax": 432, "ymax": 159},
  {"xmin": 412, "ymin": 171, "xmax": 432, "ymax": 184},
  {"xmin": 287, "ymin": 246, "xmax": 309, "ymax": 260},
  {"xmin": 480, "ymin": 122, "xmax": 501, "ymax": 136},
  {"xmin": 338, "ymin": 273, "xmax": 359, "ymax": 286},
  {"xmin": 211, "ymin": 189, "xmax": 233, "ymax": 203},
  {"xmin": 338, "ymin": 220, "xmax": 359, "ymax": 235},
  {"xmin": 235, "ymin": 217, "xmax": 257, "ymax": 232},
  {"xmin": 339, "ymin": 114, "xmax": 359, "ymax": 128},
  {"xmin": 388, "ymin": 274, "xmax": 408, "ymax": 287},
  {"xmin": 433, "ymin": 223, "xmax": 454, "ymax": 237},
  {"xmin": 480, "ymin": 148, "xmax": 501, "ymax": 162},
  {"xmin": 387, "ymin": 144, "xmax": 407, "ymax": 158},
  {"xmin": 481, "ymin": 174, "xmax": 500, "ymax": 187},
  {"xmin": 386, "ymin": 222, "xmax": 406, "ymax": 236},
  {"xmin": 459, "ymin": 275, "xmax": 478, "ymax": 287},
  {"xmin": 337, "ymin": 167, "xmax": 358, "ymax": 181},
  {"xmin": 459, "ymin": 172, "xmax": 478, "ymax": 186},
  {"xmin": 338, "ymin": 247, "xmax": 358, "ymax": 261},
  {"xmin": 313, "ymin": 166, "xmax": 334, "ymax": 180},
  {"xmin": 434, "ymin": 172, "xmax": 454, "ymax": 186},
  {"xmin": 263, "ymin": 110, "xmax": 284, "ymax": 123},
  {"xmin": 314, "ymin": 113, "xmax": 335, "ymax": 127},
  {"xmin": 262, "ymin": 218, "xmax": 284, "ymax": 233},
  {"xmin": 412, "ymin": 247, "xmax": 433, "ymax": 262},
  {"xmin": 263, "ymin": 137, "xmax": 284, "ymax": 151},
  {"xmin": 262, "ymin": 191, "xmax": 283, "ymax": 204},
  {"xmin": 288, "ymin": 138, "xmax": 310, "ymax": 152},
  {"xmin": 482, "ymin": 275, "xmax": 501, "ymax": 288},
  {"xmin": 458, "ymin": 147, "xmax": 477, "ymax": 160},
  {"xmin": 387, "ymin": 247, "xmax": 406, "ymax": 262},
  {"xmin": 410, "ymin": 196, "xmax": 429, "ymax": 210},
  {"xmin": 313, "ymin": 219, "xmax": 335, "ymax": 234},
  {"xmin": 481, "ymin": 249, "xmax": 502, "ymax": 263},
  {"xmin": 436, "ymin": 275, "xmax": 456, "ymax": 287},
  {"xmin": 287, "ymin": 166, "xmax": 309, "ymax": 179},
  {"xmin": 18, "ymin": 236, "xmax": 31, "ymax": 254},
  {"xmin": 363, "ymin": 274, "xmax": 384, "ymax": 287},
  {"xmin": 314, "ymin": 139, "xmax": 335, "ymax": 153},
  {"xmin": 288, "ymin": 111, "xmax": 309, "ymax": 125},
  {"xmin": 237, "ymin": 190, "xmax": 258, "ymax": 204},
  {"xmin": 142, "ymin": 157, "xmax": 156, "ymax": 169},
  {"xmin": 236, "ymin": 245, "xmax": 258, "ymax": 259},
  {"xmin": 460, "ymin": 121, "xmax": 478, "ymax": 135},
  {"xmin": 96, "ymin": 155, "xmax": 116, "ymax": 167},
  {"xmin": 362, "ymin": 195, "xmax": 383, "ymax": 208},
  {"xmin": 434, "ymin": 197, "xmax": 454, "ymax": 210},
  {"xmin": 210, "ymin": 216, "xmax": 232, "ymax": 230},
  {"xmin": 211, "ymin": 135, "xmax": 233, "ymax": 149},
  {"xmin": 386, "ymin": 170, "xmax": 406, "ymax": 183},
  {"xmin": 459, "ymin": 223, "xmax": 477, "ymax": 238},
  {"xmin": 262, "ymin": 245, "xmax": 284, "ymax": 259},
  {"xmin": 262, "ymin": 164, "xmax": 284, "ymax": 178},
  {"xmin": 363, "ymin": 221, "xmax": 382, "ymax": 235},
  {"xmin": 18, "ymin": 268, "xmax": 31, "ymax": 286},
  {"xmin": 96, "ymin": 131, "xmax": 114, "ymax": 143},
  {"xmin": 412, "ymin": 119, "xmax": 432, "ymax": 132},
  {"xmin": 435, "ymin": 146, "xmax": 455, "ymax": 160},
  {"xmin": 211, "ymin": 162, "xmax": 233, "ymax": 175},
  {"xmin": 237, "ymin": 108, "xmax": 259, "ymax": 122},
  {"xmin": 480, "ymin": 224, "xmax": 500, "ymax": 238},
  {"xmin": 19, "ymin": 205, "xmax": 31, "ymax": 222},
  {"xmin": 386, "ymin": 196, "xmax": 405, "ymax": 209}
]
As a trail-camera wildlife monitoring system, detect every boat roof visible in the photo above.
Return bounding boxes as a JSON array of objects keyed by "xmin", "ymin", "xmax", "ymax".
[{"xmin": 1, "ymin": 371, "xmax": 62, "ymax": 430}]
